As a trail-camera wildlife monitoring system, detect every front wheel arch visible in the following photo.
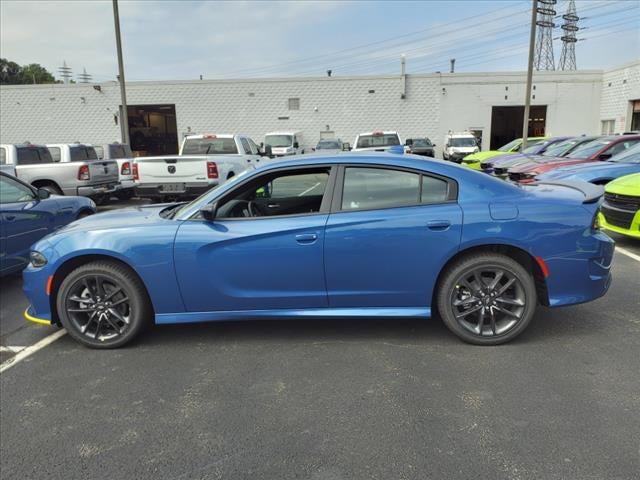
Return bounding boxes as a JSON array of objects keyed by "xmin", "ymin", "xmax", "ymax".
[
  {"xmin": 49, "ymin": 254, "xmax": 154, "ymax": 325},
  {"xmin": 432, "ymin": 244, "xmax": 549, "ymax": 314}
]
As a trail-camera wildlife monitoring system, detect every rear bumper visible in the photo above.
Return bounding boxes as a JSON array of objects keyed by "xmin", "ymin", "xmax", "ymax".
[
  {"xmin": 76, "ymin": 183, "xmax": 119, "ymax": 197},
  {"xmin": 545, "ymin": 231, "xmax": 615, "ymax": 307},
  {"xmin": 135, "ymin": 182, "xmax": 217, "ymax": 199},
  {"xmin": 117, "ymin": 179, "xmax": 136, "ymax": 190}
]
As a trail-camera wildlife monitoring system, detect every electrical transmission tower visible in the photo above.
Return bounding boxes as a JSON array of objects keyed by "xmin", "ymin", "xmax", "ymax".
[
  {"xmin": 534, "ymin": 0, "xmax": 556, "ymax": 70},
  {"xmin": 558, "ymin": 0, "xmax": 579, "ymax": 70},
  {"xmin": 77, "ymin": 67, "xmax": 93, "ymax": 83},
  {"xmin": 58, "ymin": 61, "xmax": 73, "ymax": 83}
]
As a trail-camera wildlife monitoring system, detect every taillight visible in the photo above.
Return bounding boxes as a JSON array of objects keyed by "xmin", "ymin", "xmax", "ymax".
[
  {"xmin": 132, "ymin": 163, "xmax": 139, "ymax": 181},
  {"xmin": 121, "ymin": 161, "xmax": 131, "ymax": 175},
  {"xmin": 207, "ymin": 161, "xmax": 218, "ymax": 179},
  {"xmin": 77, "ymin": 164, "xmax": 90, "ymax": 181}
]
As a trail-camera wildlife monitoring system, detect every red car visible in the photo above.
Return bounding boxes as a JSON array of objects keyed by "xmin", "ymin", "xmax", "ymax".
[{"xmin": 508, "ymin": 135, "xmax": 640, "ymax": 183}]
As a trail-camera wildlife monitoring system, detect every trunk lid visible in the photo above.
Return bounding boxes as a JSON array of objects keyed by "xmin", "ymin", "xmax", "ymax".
[
  {"xmin": 87, "ymin": 160, "xmax": 119, "ymax": 185},
  {"xmin": 135, "ymin": 156, "xmax": 208, "ymax": 182}
]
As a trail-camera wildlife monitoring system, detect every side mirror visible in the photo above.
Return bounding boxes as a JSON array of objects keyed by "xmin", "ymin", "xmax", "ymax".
[
  {"xmin": 598, "ymin": 153, "xmax": 612, "ymax": 160},
  {"xmin": 200, "ymin": 202, "xmax": 218, "ymax": 221},
  {"xmin": 342, "ymin": 142, "xmax": 351, "ymax": 151},
  {"xmin": 262, "ymin": 144, "xmax": 273, "ymax": 157},
  {"xmin": 37, "ymin": 188, "xmax": 51, "ymax": 200},
  {"xmin": 293, "ymin": 142, "xmax": 299, "ymax": 149},
  {"xmin": 432, "ymin": 143, "xmax": 436, "ymax": 147},
  {"xmin": 405, "ymin": 139, "xmax": 413, "ymax": 146}
]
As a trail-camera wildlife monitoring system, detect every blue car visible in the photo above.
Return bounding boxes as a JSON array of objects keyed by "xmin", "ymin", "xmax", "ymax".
[
  {"xmin": 1, "ymin": 172, "xmax": 96, "ymax": 276},
  {"xmin": 536, "ymin": 143, "xmax": 640, "ymax": 184},
  {"xmin": 22, "ymin": 154, "xmax": 613, "ymax": 348}
]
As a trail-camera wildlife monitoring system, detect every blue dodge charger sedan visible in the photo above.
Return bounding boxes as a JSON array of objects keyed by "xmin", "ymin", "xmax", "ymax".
[
  {"xmin": 22, "ymin": 154, "xmax": 614, "ymax": 347},
  {"xmin": 1, "ymin": 171, "xmax": 96, "ymax": 276}
]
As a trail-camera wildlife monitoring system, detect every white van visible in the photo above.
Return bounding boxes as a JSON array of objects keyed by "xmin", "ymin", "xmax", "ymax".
[
  {"xmin": 442, "ymin": 132, "xmax": 479, "ymax": 162},
  {"xmin": 264, "ymin": 131, "xmax": 304, "ymax": 156}
]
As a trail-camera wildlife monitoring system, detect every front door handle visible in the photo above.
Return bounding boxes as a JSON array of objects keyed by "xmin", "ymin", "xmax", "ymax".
[
  {"xmin": 427, "ymin": 220, "xmax": 451, "ymax": 231},
  {"xmin": 295, "ymin": 233, "xmax": 318, "ymax": 244}
]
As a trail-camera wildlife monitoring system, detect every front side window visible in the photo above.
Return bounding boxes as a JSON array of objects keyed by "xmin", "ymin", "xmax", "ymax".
[
  {"xmin": 49, "ymin": 147, "xmax": 61, "ymax": 162},
  {"xmin": 16, "ymin": 146, "xmax": 53, "ymax": 165},
  {"xmin": 216, "ymin": 168, "xmax": 330, "ymax": 219},
  {"xmin": 566, "ymin": 140, "xmax": 611, "ymax": 159},
  {"xmin": 605, "ymin": 139, "xmax": 639, "ymax": 157},
  {"xmin": 240, "ymin": 138, "xmax": 252, "ymax": 155},
  {"xmin": 498, "ymin": 139, "xmax": 521, "ymax": 152},
  {"xmin": 610, "ymin": 143, "xmax": 640, "ymax": 163},
  {"xmin": 247, "ymin": 138, "xmax": 260, "ymax": 155},
  {"xmin": 0, "ymin": 175, "xmax": 35, "ymax": 203},
  {"xmin": 94, "ymin": 146, "xmax": 104, "ymax": 159}
]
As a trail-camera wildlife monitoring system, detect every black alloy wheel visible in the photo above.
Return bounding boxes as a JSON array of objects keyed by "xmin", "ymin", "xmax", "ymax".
[
  {"xmin": 57, "ymin": 261, "xmax": 150, "ymax": 348},
  {"xmin": 437, "ymin": 253, "xmax": 537, "ymax": 345}
]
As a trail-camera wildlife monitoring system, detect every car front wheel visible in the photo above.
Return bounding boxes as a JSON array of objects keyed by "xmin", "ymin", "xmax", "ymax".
[
  {"xmin": 437, "ymin": 253, "xmax": 537, "ymax": 345},
  {"xmin": 56, "ymin": 261, "xmax": 151, "ymax": 348}
]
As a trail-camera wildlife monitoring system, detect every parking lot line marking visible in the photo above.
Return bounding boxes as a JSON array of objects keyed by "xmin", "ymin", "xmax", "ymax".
[
  {"xmin": 0, "ymin": 330, "xmax": 66, "ymax": 374},
  {"xmin": 616, "ymin": 247, "xmax": 640, "ymax": 263},
  {"xmin": 0, "ymin": 346, "xmax": 26, "ymax": 353}
]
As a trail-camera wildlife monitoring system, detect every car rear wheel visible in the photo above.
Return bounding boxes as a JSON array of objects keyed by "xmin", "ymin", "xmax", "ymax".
[
  {"xmin": 39, "ymin": 184, "xmax": 62, "ymax": 195},
  {"xmin": 56, "ymin": 261, "xmax": 151, "ymax": 348},
  {"xmin": 437, "ymin": 253, "xmax": 537, "ymax": 345}
]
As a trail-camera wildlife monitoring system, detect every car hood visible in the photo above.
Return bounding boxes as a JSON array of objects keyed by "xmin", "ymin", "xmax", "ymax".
[
  {"xmin": 537, "ymin": 161, "xmax": 640, "ymax": 181},
  {"xmin": 56, "ymin": 204, "xmax": 174, "ymax": 235},
  {"xmin": 606, "ymin": 173, "xmax": 640, "ymax": 196},
  {"xmin": 509, "ymin": 157, "xmax": 585, "ymax": 173},
  {"xmin": 463, "ymin": 151, "xmax": 507, "ymax": 162}
]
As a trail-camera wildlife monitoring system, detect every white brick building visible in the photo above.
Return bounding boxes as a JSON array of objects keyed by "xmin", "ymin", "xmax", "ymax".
[{"xmin": 1, "ymin": 60, "xmax": 638, "ymax": 157}]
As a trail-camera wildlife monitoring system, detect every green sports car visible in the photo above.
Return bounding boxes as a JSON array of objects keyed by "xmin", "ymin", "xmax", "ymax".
[
  {"xmin": 598, "ymin": 173, "xmax": 640, "ymax": 238},
  {"xmin": 462, "ymin": 137, "xmax": 547, "ymax": 170}
]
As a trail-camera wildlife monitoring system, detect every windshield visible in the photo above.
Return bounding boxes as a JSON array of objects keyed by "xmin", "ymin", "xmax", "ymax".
[
  {"xmin": 412, "ymin": 138, "xmax": 432, "ymax": 147},
  {"xmin": 449, "ymin": 137, "xmax": 476, "ymax": 148},
  {"xmin": 566, "ymin": 139, "xmax": 610, "ymax": 159},
  {"xmin": 182, "ymin": 138, "xmax": 238, "ymax": 155},
  {"xmin": 497, "ymin": 139, "xmax": 521, "ymax": 152},
  {"xmin": 542, "ymin": 138, "xmax": 589, "ymax": 157},
  {"xmin": 356, "ymin": 134, "xmax": 400, "ymax": 149},
  {"xmin": 316, "ymin": 140, "xmax": 341, "ymax": 150},
  {"xmin": 265, "ymin": 135, "xmax": 293, "ymax": 148},
  {"xmin": 609, "ymin": 143, "xmax": 640, "ymax": 163}
]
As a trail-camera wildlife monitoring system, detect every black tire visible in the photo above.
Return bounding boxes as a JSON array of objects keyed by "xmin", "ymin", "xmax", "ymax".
[
  {"xmin": 437, "ymin": 253, "xmax": 537, "ymax": 345},
  {"xmin": 56, "ymin": 261, "xmax": 152, "ymax": 348},
  {"xmin": 39, "ymin": 184, "xmax": 63, "ymax": 195},
  {"xmin": 93, "ymin": 195, "xmax": 110, "ymax": 206},
  {"xmin": 115, "ymin": 189, "xmax": 135, "ymax": 200}
]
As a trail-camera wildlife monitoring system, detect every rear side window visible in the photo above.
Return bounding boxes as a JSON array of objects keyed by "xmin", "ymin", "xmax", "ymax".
[
  {"xmin": 69, "ymin": 146, "xmax": 99, "ymax": 162},
  {"xmin": 341, "ymin": 168, "xmax": 420, "ymax": 211},
  {"xmin": 341, "ymin": 167, "xmax": 450, "ymax": 211},
  {"xmin": 49, "ymin": 147, "xmax": 61, "ymax": 162},
  {"xmin": 94, "ymin": 146, "xmax": 104, "ymax": 159},
  {"xmin": 0, "ymin": 147, "xmax": 6, "ymax": 165},
  {"xmin": 182, "ymin": 138, "xmax": 238, "ymax": 155},
  {"xmin": 16, "ymin": 147, "xmax": 53, "ymax": 165}
]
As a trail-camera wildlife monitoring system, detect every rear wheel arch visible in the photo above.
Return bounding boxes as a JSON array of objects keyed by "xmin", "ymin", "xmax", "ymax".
[
  {"xmin": 49, "ymin": 254, "xmax": 154, "ymax": 325},
  {"xmin": 432, "ymin": 244, "xmax": 549, "ymax": 312},
  {"xmin": 31, "ymin": 179, "xmax": 63, "ymax": 195}
]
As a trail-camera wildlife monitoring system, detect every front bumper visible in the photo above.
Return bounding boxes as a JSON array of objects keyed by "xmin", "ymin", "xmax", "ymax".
[
  {"xmin": 77, "ymin": 182, "xmax": 119, "ymax": 197},
  {"xmin": 599, "ymin": 209, "xmax": 640, "ymax": 238},
  {"xmin": 24, "ymin": 306, "xmax": 52, "ymax": 326},
  {"xmin": 135, "ymin": 182, "xmax": 217, "ymax": 199}
]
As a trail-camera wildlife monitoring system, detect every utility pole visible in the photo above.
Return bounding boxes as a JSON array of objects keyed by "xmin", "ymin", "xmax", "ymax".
[
  {"xmin": 523, "ymin": 0, "xmax": 538, "ymax": 150},
  {"xmin": 112, "ymin": 0, "xmax": 130, "ymax": 145}
]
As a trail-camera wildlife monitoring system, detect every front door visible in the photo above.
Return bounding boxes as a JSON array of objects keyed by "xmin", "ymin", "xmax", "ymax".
[
  {"xmin": 174, "ymin": 166, "xmax": 335, "ymax": 312},
  {"xmin": 324, "ymin": 166, "xmax": 462, "ymax": 308},
  {"xmin": 0, "ymin": 175, "xmax": 54, "ymax": 273}
]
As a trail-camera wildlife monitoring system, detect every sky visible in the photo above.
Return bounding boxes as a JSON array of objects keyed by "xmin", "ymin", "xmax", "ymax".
[{"xmin": 1, "ymin": 0, "xmax": 638, "ymax": 83}]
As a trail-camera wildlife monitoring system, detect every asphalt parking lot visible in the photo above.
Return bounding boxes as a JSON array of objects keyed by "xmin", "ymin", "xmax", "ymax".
[{"xmin": 1, "ymin": 199, "xmax": 639, "ymax": 479}]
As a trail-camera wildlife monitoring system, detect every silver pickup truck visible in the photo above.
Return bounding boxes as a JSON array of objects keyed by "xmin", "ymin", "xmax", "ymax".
[
  {"xmin": 0, "ymin": 143, "xmax": 119, "ymax": 203},
  {"xmin": 95, "ymin": 143, "xmax": 135, "ymax": 199}
]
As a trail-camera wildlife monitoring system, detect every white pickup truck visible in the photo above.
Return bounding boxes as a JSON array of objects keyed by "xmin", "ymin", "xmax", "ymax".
[
  {"xmin": 351, "ymin": 130, "xmax": 402, "ymax": 152},
  {"xmin": 134, "ymin": 134, "xmax": 266, "ymax": 201}
]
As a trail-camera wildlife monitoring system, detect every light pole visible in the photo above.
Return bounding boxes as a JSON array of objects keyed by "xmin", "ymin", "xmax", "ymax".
[
  {"xmin": 113, "ymin": 0, "xmax": 130, "ymax": 145},
  {"xmin": 522, "ymin": 0, "xmax": 538, "ymax": 150}
]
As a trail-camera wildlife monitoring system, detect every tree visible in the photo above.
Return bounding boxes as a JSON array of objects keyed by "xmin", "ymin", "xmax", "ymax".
[{"xmin": 0, "ymin": 58, "xmax": 57, "ymax": 84}]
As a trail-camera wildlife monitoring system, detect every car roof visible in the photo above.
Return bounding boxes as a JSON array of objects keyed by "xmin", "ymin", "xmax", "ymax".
[
  {"xmin": 184, "ymin": 134, "xmax": 236, "ymax": 139},
  {"xmin": 356, "ymin": 131, "xmax": 399, "ymax": 136},
  {"xmin": 265, "ymin": 131, "xmax": 301, "ymax": 135}
]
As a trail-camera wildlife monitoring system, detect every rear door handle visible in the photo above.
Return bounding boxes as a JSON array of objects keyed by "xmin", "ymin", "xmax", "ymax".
[
  {"xmin": 295, "ymin": 233, "xmax": 318, "ymax": 244},
  {"xmin": 427, "ymin": 220, "xmax": 451, "ymax": 231}
]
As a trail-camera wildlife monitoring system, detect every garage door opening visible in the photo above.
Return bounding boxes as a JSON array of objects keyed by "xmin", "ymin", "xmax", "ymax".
[
  {"xmin": 126, "ymin": 104, "xmax": 178, "ymax": 156},
  {"xmin": 490, "ymin": 105, "xmax": 547, "ymax": 150}
]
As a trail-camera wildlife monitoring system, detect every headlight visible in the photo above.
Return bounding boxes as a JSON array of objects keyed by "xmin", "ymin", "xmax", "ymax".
[{"xmin": 30, "ymin": 251, "xmax": 48, "ymax": 268}]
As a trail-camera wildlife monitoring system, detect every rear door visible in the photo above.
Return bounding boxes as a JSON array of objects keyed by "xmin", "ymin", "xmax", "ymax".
[
  {"xmin": 324, "ymin": 165, "xmax": 462, "ymax": 308},
  {"xmin": 136, "ymin": 156, "xmax": 206, "ymax": 184}
]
